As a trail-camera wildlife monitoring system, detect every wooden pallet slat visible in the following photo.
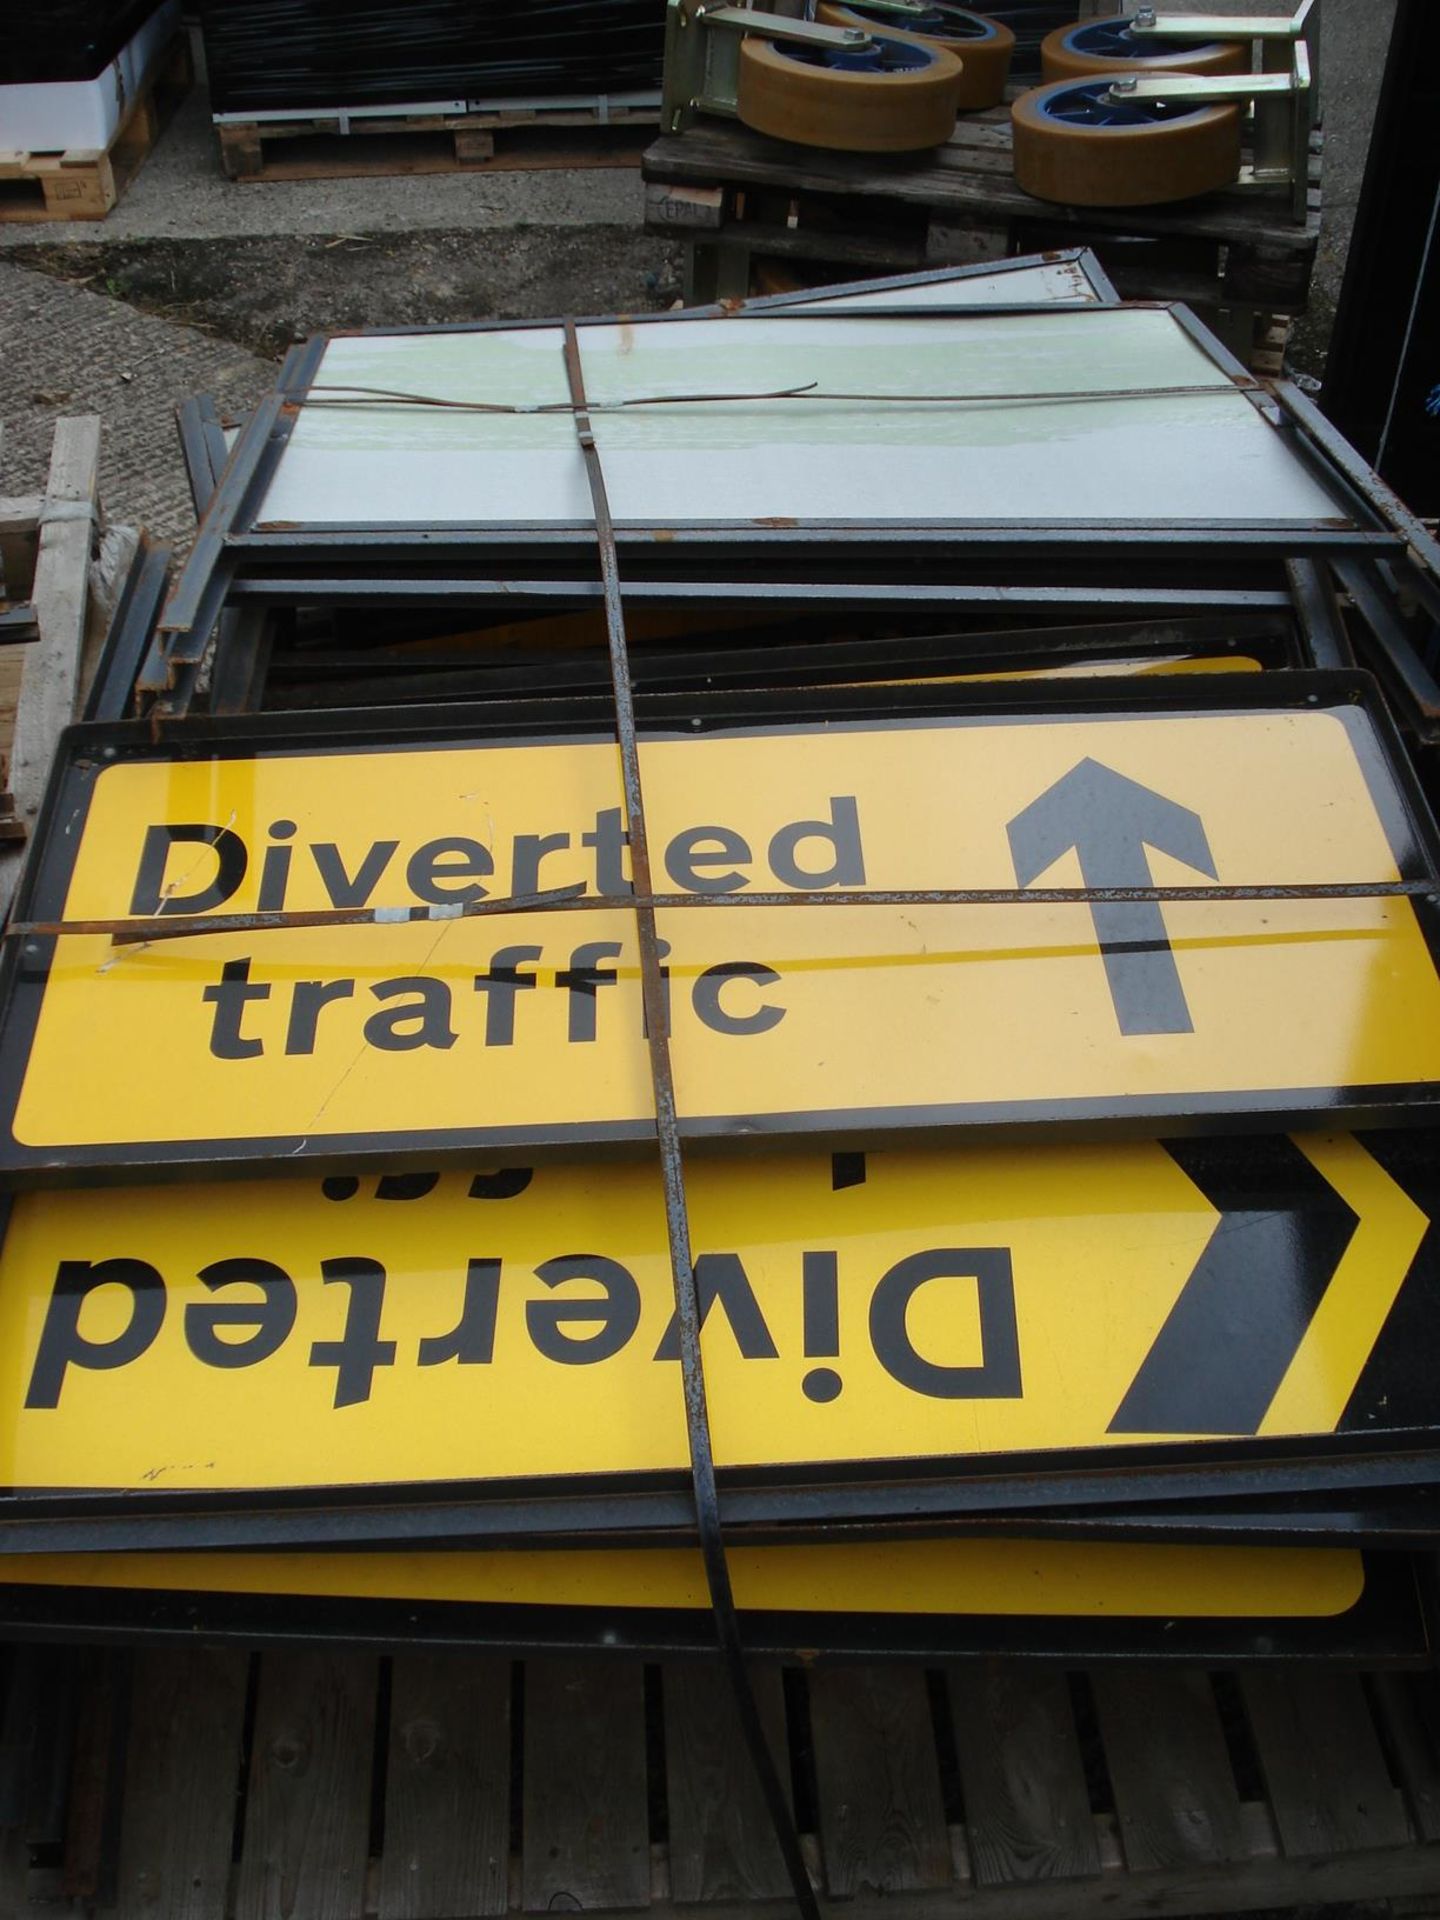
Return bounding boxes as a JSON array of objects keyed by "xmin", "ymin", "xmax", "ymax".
[
  {"xmin": 0, "ymin": 1646, "xmax": 53, "ymax": 1830},
  {"xmin": 1091, "ymin": 1670, "xmax": 1247, "ymax": 1874},
  {"xmin": 1374, "ymin": 1672, "xmax": 1440, "ymax": 1845},
  {"xmin": 0, "ymin": 415, "xmax": 100, "ymax": 917},
  {"xmin": 1241, "ymin": 1669, "xmax": 1411, "ymax": 1858},
  {"xmin": 661, "ymin": 1663, "xmax": 794, "ymax": 1905},
  {"xmin": 0, "ymin": 1643, "xmax": 1438, "ymax": 1920},
  {"xmin": 647, "ymin": 113, "xmax": 1321, "ymax": 241},
  {"xmin": 378, "ymin": 1654, "xmax": 511, "ymax": 1920},
  {"xmin": 115, "ymin": 1647, "xmax": 250, "ymax": 1920},
  {"xmin": 948, "ymin": 1664, "xmax": 1102, "ymax": 1888},
  {"xmin": 235, "ymin": 1651, "xmax": 379, "ymax": 1920},
  {"xmin": 22, "ymin": 1645, "xmax": 83, "ymax": 1853},
  {"xmin": 521, "ymin": 1658, "xmax": 650, "ymax": 1913},
  {"xmin": 62, "ymin": 1646, "xmax": 130, "ymax": 1904},
  {"xmin": 809, "ymin": 1666, "xmax": 952, "ymax": 1897},
  {"xmin": 645, "ymin": 107, "xmax": 1320, "ymax": 360},
  {"xmin": 217, "ymin": 104, "xmax": 657, "ymax": 185}
]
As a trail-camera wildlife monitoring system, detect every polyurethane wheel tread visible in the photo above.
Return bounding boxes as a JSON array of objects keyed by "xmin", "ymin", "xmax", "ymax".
[
  {"xmin": 816, "ymin": 2, "xmax": 1015, "ymax": 109},
  {"xmin": 736, "ymin": 33, "xmax": 965, "ymax": 152},
  {"xmin": 1042, "ymin": 12, "xmax": 1248, "ymax": 81},
  {"xmin": 1011, "ymin": 77, "xmax": 1241, "ymax": 207}
]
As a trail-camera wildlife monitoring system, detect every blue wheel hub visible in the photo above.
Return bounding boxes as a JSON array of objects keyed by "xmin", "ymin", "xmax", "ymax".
[
  {"xmin": 779, "ymin": 34, "xmax": 935, "ymax": 72},
  {"xmin": 1063, "ymin": 16, "xmax": 1220, "ymax": 61},
  {"xmin": 841, "ymin": 4, "xmax": 995, "ymax": 41},
  {"xmin": 1037, "ymin": 78, "xmax": 1209, "ymax": 126}
]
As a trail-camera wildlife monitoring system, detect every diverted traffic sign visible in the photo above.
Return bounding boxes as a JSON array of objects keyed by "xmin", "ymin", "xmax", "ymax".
[
  {"xmin": 0, "ymin": 1133, "xmax": 1433, "ymax": 1513},
  {"xmin": 2, "ymin": 685, "xmax": 1439, "ymax": 1174}
]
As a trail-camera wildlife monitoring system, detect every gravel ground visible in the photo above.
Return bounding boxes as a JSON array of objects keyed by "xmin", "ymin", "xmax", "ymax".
[
  {"xmin": 11, "ymin": 226, "xmax": 684, "ymax": 362},
  {"xmin": 0, "ymin": 259, "xmax": 272, "ymax": 542}
]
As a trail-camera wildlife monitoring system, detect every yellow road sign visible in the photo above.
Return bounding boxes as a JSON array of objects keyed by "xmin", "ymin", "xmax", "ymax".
[
  {"xmin": 2, "ymin": 696, "xmax": 1438, "ymax": 1175},
  {"xmin": 0, "ymin": 1136, "xmax": 1426, "ymax": 1501},
  {"xmin": 0, "ymin": 1539, "xmax": 1366, "ymax": 1620}
]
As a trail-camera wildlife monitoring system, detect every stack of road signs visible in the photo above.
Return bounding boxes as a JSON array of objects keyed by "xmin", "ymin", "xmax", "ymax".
[{"xmin": 6, "ymin": 255, "xmax": 1440, "ymax": 1694}]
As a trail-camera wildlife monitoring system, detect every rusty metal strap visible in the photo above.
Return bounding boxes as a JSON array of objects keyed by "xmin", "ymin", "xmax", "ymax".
[
  {"xmin": 11, "ymin": 878, "xmax": 1434, "ymax": 948},
  {"xmin": 301, "ymin": 378, "xmax": 1251, "ymax": 414},
  {"xmin": 560, "ymin": 319, "xmax": 819, "ymax": 1920}
]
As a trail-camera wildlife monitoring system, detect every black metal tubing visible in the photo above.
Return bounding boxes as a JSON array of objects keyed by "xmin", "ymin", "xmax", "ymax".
[
  {"xmin": 207, "ymin": 605, "xmax": 274, "ymax": 718},
  {"xmin": 1275, "ymin": 378, "xmax": 1440, "ymax": 584},
  {"xmin": 8, "ymin": 1484, "xmax": 1437, "ymax": 1552},
  {"xmin": 228, "ymin": 577, "xmax": 1298, "ymax": 614},
  {"xmin": 1170, "ymin": 300, "xmax": 1259, "ymax": 388},
  {"xmin": 174, "ymin": 395, "xmax": 232, "ymax": 524},
  {"xmin": 1388, "ymin": 553, "xmax": 1440, "ymax": 631},
  {"xmin": 150, "ymin": 388, "xmax": 284, "ymax": 663},
  {"xmin": 149, "ymin": 337, "xmax": 325, "ymax": 695},
  {"xmin": 973, "ymin": 1491, "xmax": 1440, "ymax": 1549},
  {"xmin": 560, "ymin": 317, "xmax": 820, "ymax": 1920},
  {"xmin": 4, "ymin": 1438, "xmax": 1440, "ymax": 1555},
  {"xmin": 70, "ymin": 660, "xmax": 1386, "ymax": 755},
  {"xmin": 315, "ymin": 296, "xmax": 1184, "ymax": 343},
  {"xmin": 236, "ymin": 524, "xmax": 1389, "ymax": 553},
  {"xmin": 1333, "ymin": 556, "xmax": 1440, "ymax": 745},
  {"xmin": 0, "ymin": 607, "xmax": 36, "ymax": 646},
  {"xmin": 734, "ymin": 247, "xmax": 1121, "ymax": 311},
  {"xmin": 1286, "ymin": 558, "xmax": 1354, "ymax": 670},
  {"xmin": 262, "ymin": 615, "xmax": 1294, "ymax": 711},
  {"xmin": 0, "ymin": 1551, "xmax": 1419, "ymax": 1667},
  {"xmin": 81, "ymin": 539, "xmax": 172, "ymax": 725}
]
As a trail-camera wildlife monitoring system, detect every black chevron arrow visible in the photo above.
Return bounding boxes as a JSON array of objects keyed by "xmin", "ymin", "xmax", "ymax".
[
  {"xmin": 1006, "ymin": 758, "xmax": 1217, "ymax": 1036},
  {"xmin": 1338, "ymin": 1134, "xmax": 1440, "ymax": 1433},
  {"xmin": 1109, "ymin": 1138, "xmax": 1359, "ymax": 1437}
]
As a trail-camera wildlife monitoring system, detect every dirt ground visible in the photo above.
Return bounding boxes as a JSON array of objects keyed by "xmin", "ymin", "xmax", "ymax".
[{"xmin": 6, "ymin": 227, "xmax": 685, "ymax": 363}]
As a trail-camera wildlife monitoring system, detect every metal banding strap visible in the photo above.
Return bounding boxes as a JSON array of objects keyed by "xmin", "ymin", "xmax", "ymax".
[
  {"xmin": 560, "ymin": 319, "xmax": 820, "ymax": 1920},
  {"xmin": 11, "ymin": 879, "xmax": 1435, "ymax": 948}
]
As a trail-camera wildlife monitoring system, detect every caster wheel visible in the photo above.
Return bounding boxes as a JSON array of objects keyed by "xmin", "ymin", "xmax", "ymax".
[
  {"xmin": 816, "ymin": 4, "xmax": 1015, "ymax": 108},
  {"xmin": 736, "ymin": 30, "xmax": 966, "ymax": 151},
  {"xmin": 1041, "ymin": 13, "xmax": 1248, "ymax": 81},
  {"xmin": 1011, "ymin": 76, "xmax": 1242, "ymax": 206}
]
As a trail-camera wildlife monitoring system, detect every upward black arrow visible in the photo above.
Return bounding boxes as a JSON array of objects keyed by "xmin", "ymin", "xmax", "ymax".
[{"xmin": 1006, "ymin": 757, "xmax": 1218, "ymax": 1037}]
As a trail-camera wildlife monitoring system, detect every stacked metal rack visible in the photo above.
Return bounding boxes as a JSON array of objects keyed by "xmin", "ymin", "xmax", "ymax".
[{"xmin": 5, "ymin": 250, "xmax": 1440, "ymax": 1915}]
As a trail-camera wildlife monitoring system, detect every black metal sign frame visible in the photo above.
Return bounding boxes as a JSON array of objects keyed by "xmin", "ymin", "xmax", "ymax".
[
  {"xmin": 2, "ymin": 669, "xmax": 1438, "ymax": 1181},
  {"xmin": 143, "ymin": 300, "xmax": 1406, "ymax": 710},
  {"xmin": 0, "ymin": 1549, "xmax": 1422, "ymax": 1668}
]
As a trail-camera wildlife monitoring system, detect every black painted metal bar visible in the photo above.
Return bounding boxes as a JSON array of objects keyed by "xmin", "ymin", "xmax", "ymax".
[
  {"xmin": 1285, "ymin": 558, "xmax": 1354, "ymax": 669},
  {"xmin": 560, "ymin": 316, "xmax": 820, "ymax": 1920},
  {"xmin": 225, "ymin": 575, "xmax": 1297, "ymax": 612},
  {"xmin": 1276, "ymin": 378, "xmax": 1440, "ymax": 581},
  {"xmin": 81, "ymin": 539, "xmax": 172, "ymax": 725},
  {"xmin": 174, "ymin": 395, "xmax": 231, "ymax": 523},
  {"xmin": 1333, "ymin": 555, "xmax": 1440, "ymax": 743}
]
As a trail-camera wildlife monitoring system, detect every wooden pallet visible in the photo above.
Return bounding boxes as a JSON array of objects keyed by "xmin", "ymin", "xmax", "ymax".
[
  {"xmin": 0, "ymin": 34, "xmax": 193, "ymax": 224},
  {"xmin": 216, "ymin": 101, "xmax": 660, "ymax": 183},
  {"xmin": 643, "ymin": 104, "xmax": 1322, "ymax": 373},
  {"xmin": 4, "ymin": 1643, "xmax": 1440, "ymax": 1918}
]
